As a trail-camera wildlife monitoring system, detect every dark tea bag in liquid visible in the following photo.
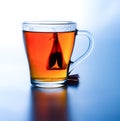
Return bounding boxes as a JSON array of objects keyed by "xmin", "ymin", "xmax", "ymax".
[{"xmin": 47, "ymin": 33, "xmax": 67, "ymax": 70}]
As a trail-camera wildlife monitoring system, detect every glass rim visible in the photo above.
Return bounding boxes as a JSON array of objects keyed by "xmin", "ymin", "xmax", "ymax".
[
  {"xmin": 22, "ymin": 21, "xmax": 76, "ymax": 25},
  {"xmin": 22, "ymin": 21, "xmax": 77, "ymax": 32}
]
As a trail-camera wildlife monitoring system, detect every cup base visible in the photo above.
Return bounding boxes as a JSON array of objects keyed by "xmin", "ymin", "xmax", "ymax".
[{"xmin": 31, "ymin": 78, "xmax": 67, "ymax": 88}]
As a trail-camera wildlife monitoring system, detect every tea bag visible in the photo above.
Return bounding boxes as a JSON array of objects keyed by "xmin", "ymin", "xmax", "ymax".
[{"xmin": 47, "ymin": 33, "xmax": 67, "ymax": 70}]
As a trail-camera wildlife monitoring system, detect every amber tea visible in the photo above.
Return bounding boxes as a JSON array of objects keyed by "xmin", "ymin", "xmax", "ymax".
[{"xmin": 23, "ymin": 31, "xmax": 75, "ymax": 81}]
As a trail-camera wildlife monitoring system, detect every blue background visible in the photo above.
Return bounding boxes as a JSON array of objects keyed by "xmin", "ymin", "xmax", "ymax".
[{"xmin": 0, "ymin": 0, "xmax": 120, "ymax": 121}]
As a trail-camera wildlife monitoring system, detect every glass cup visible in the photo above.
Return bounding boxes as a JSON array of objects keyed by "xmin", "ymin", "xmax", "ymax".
[{"xmin": 22, "ymin": 21, "xmax": 94, "ymax": 87}]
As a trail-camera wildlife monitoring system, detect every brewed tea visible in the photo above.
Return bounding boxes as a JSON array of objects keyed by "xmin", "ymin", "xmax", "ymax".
[{"xmin": 23, "ymin": 31, "xmax": 75, "ymax": 82}]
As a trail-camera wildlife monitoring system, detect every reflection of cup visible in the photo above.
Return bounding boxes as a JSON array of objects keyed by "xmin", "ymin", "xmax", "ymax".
[
  {"xmin": 22, "ymin": 21, "xmax": 94, "ymax": 87},
  {"xmin": 31, "ymin": 86, "xmax": 67, "ymax": 121}
]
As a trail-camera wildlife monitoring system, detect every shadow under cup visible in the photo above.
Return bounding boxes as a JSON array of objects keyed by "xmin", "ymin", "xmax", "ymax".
[{"xmin": 23, "ymin": 21, "xmax": 77, "ymax": 87}]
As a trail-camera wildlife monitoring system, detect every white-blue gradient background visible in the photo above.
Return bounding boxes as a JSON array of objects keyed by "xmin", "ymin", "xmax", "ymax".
[
  {"xmin": 0, "ymin": 0, "xmax": 120, "ymax": 121},
  {"xmin": 0, "ymin": 0, "xmax": 120, "ymax": 80},
  {"xmin": 0, "ymin": 0, "xmax": 120, "ymax": 82}
]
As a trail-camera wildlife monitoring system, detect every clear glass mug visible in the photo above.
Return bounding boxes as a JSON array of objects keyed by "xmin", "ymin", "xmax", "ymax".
[{"xmin": 22, "ymin": 21, "xmax": 94, "ymax": 87}]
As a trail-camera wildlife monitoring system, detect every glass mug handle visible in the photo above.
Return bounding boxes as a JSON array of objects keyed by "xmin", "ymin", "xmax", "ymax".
[{"xmin": 69, "ymin": 30, "xmax": 94, "ymax": 74}]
